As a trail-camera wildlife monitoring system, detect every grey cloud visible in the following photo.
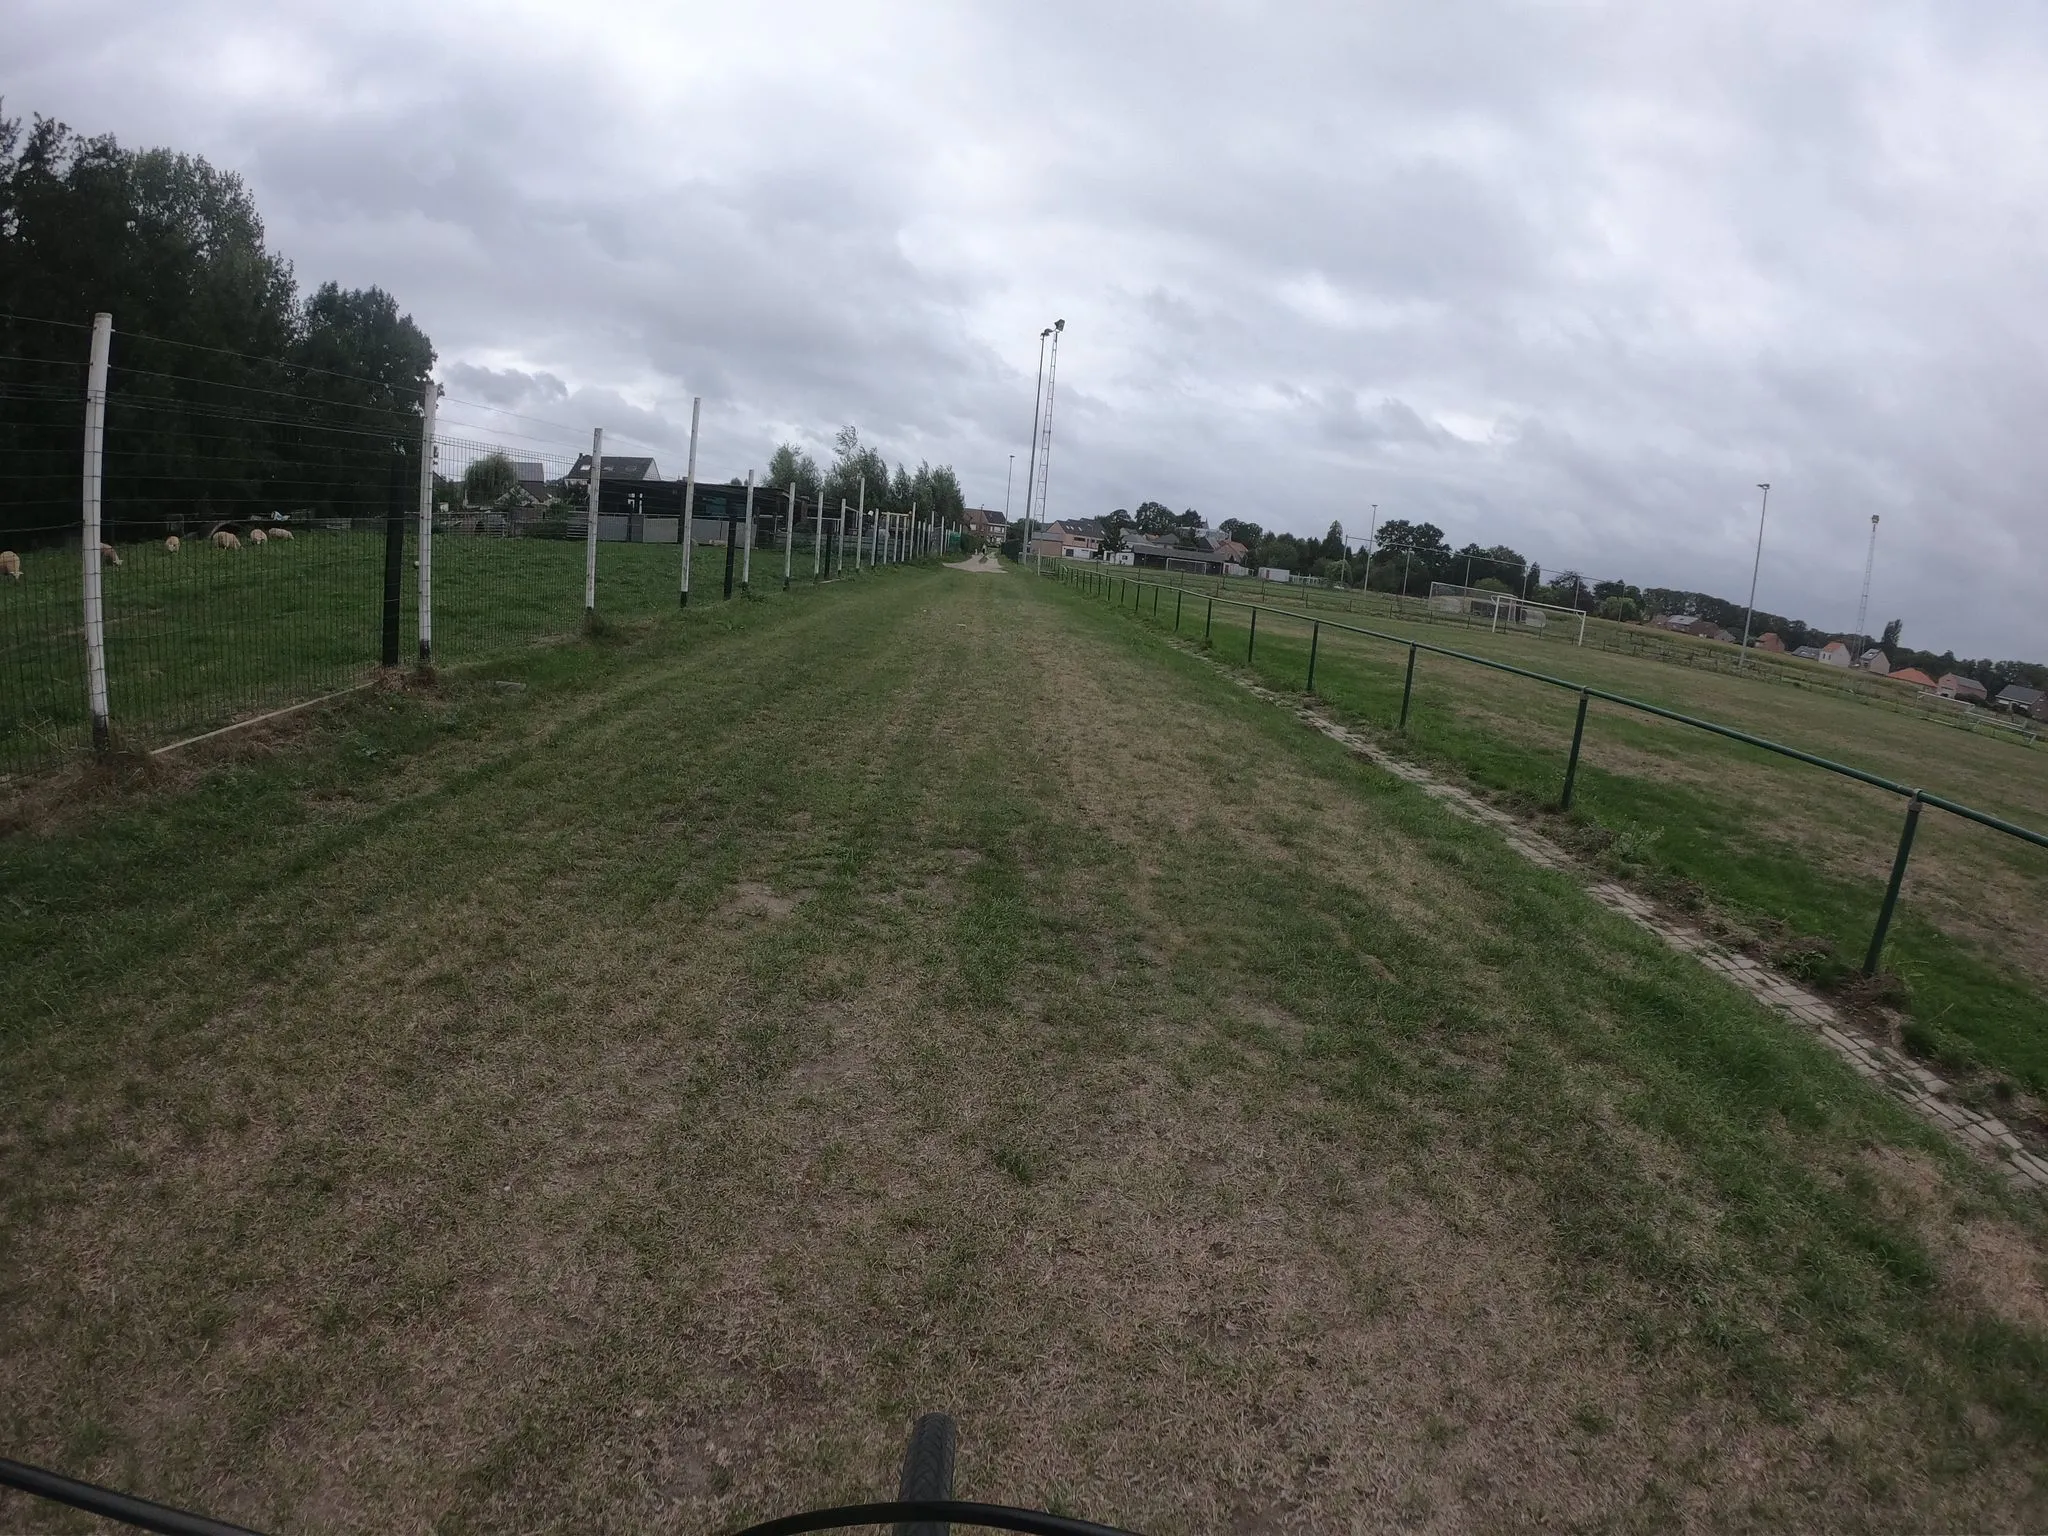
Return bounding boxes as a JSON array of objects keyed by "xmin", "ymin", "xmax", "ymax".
[{"xmin": 8, "ymin": 0, "xmax": 2046, "ymax": 653}]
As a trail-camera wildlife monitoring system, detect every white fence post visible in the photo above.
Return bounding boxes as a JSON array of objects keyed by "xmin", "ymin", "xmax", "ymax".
[
  {"xmin": 81, "ymin": 312, "xmax": 112, "ymax": 754},
  {"xmin": 680, "ymin": 395, "xmax": 700, "ymax": 607},
  {"xmin": 854, "ymin": 476, "xmax": 866, "ymax": 571},
  {"xmin": 782, "ymin": 484, "xmax": 795, "ymax": 589},
  {"xmin": 837, "ymin": 499, "xmax": 848, "ymax": 579},
  {"xmin": 741, "ymin": 469, "xmax": 755, "ymax": 590},
  {"xmin": 417, "ymin": 379, "xmax": 438, "ymax": 665},
  {"xmin": 584, "ymin": 427, "xmax": 603, "ymax": 617},
  {"xmin": 813, "ymin": 491, "xmax": 824, "ymax": 580}
]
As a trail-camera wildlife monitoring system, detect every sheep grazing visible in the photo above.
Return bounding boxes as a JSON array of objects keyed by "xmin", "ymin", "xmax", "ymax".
[
  {"xmin": 0, "ymin": 551, "xmax": 20, "ymax": 582},
  {"xmin": 213, "ymin": 530, "xmax": 242, "ymax": 551},
  {"xmin": 266, "ymin": 527, "xmax": 293, "ymax": 541},
  {"xmin": 99, "ymin": 542, "xmax": 122, "ymax": 567},
  {"xmin": 250, "ymin": 527, "xmax": 269, "ymax": 546},
  {"xmin": 165, "ymin": 535, "xmax": 181, "ymax": 554}
]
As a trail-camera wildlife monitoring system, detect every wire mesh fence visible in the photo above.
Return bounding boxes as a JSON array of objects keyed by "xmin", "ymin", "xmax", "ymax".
[{"xmin": 3, "ymin": 316, "xmax": 952, "ymax": 780}]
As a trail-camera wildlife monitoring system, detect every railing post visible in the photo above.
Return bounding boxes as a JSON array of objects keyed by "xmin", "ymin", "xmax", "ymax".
[
  {"xmin": 79, "ymin": 312, "xmax": 112, "ymax": 754},
  {"xmin": 1399, "ymin": 643, "xmax": 1417, "ymax": 730},
  {"xmin": 679, "ymin": 396, "xmax": 699, "ymax": 607},
  {"xmin": 417, "ymin": 378, "xmax": 437, "ymax": 666},
  {"xmin": 1175, "ymin": 588, "xmax": 1183, "ymax": 631},
  {"xmin": 382, "ymin": 441, "xmax": 407, "ymax": 666},
  {"xmin": 1864, "ymin": 793, "xmax": 1923, "ymax": 976},
  {"xmin": 583, "ymin": 427, "xmax": 603, "ymax": 618},
  {"xmin": 1205, "ymin": 598, "xmax": 1213, "ymax": 639},
  {"xmin": 1560, "ymin": 688, "xmax": 1591, "ymax": 809},
  {"xmin": 1307, "ymin": 621, "xmax": 1320, "ymax": 693},
  {"xmin": 1248, "ymin": 606, "xmax": 1258, "ymax": 663}
]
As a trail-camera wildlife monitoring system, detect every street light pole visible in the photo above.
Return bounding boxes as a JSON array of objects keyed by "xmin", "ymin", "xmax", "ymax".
[
  {"xmin": 1004, "ymin": 455, "xmax": 1014, "ymax": 522},
  {"xmin": 1020, "ymin": 328, "xmax": 1051, "ymax": 562},
  {"xmin": 1739, "ymin": 482, "xmax": 1771, "ymax": 665},
  {"xmin": 1364, "ymin": 502, "xmax": 1378, "ymax": 592}
]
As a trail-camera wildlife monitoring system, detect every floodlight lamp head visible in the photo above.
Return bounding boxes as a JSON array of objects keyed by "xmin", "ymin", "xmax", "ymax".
[{"xmin": 1054, "ymin": 319, "xmax": 1065, "ymax": 331}]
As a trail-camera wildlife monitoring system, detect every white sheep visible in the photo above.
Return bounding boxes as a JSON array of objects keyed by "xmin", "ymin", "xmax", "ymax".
[
  {"xmin": 165, "ymin": 535, "xmax": 181, "ymax": 554},
  {"xmin": 250, "ymin": 527, "xmax": 268, "ymax": 546},
  {"xmin": 99, "ymin": 542, "xmax": 122, "ymax": 567},
  {"xmin": 213, "ymin": 530, "xmax": 242, "ymax": 551},
  {"xmin": 266, "ymin": 528, "xmax": 293, "ymax": 542},
  {"xmin": 0, "ymin": 551, "xmax": 20, "ymax": 583}
]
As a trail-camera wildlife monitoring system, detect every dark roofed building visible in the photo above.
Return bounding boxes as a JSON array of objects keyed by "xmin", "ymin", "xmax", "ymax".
[
  {"xmin": 1997, "ymin": 684, "xmax": 2044, "ymax": 717},
  {"xmin": 961, "ymin": 506, "xmax": 1009, "ymax": 541},
  {"xmin": 565, "ymin": 454, "xmax": 662, "ymax": 487}
]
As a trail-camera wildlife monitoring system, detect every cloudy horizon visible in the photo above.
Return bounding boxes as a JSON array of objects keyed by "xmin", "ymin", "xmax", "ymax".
[{"xmin": 9, "ymin": 0, "xmax": 2046, "ymax": 656}]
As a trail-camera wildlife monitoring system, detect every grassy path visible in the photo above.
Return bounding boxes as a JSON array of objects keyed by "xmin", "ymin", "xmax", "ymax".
[{"xmin": 3, "ymin": 567, "xmax": 2045, "ymax": 1532}]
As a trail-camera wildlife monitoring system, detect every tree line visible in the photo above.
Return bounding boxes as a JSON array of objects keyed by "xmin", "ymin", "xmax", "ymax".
[
  {"xmin": 1, "ymin": 108, "xmax": 436, "ymax": 545},
  {"xmin": 764, "ymin": 427, "xmax": 966, "ymax": 522}
]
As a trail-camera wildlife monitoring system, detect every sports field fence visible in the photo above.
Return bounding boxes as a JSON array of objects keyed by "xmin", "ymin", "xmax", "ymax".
[{"xmin": 1054, "ymin": 561, "xmax": 2048, "ymax": 981}]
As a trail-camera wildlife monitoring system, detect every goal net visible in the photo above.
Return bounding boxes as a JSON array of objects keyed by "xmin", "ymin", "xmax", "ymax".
[{"xmin": 1426, "ymin": 582, "xmax": 1587, "ymax": 645}]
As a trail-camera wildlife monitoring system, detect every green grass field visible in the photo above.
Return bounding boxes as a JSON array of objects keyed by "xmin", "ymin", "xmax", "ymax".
[
  {"xmin": 1071, "ymin": 566, "xmax": 2048, "ymax": 1096},
  {"xmin": 0, "ymin": 528, "xmax": 845, "ymax": 774},
  {"xmin": 2, "ymin": 563, "xmax": 2044, "ymax": 1532}
]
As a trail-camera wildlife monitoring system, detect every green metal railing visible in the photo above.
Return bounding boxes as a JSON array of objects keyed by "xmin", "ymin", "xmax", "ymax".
[{"xmin": 1054, "ymin": 563, "xmax": 2048, "ymax": 976}]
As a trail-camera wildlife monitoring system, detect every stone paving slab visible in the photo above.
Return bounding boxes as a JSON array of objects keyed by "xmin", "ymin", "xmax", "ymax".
[{"xmin": 1190, "ymin": 649, "xmax": 2045, "ymax": 1193}]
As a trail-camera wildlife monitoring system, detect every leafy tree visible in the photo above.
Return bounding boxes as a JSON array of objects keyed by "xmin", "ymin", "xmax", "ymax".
[
  {"xmin": 767, "ymin": 442, "xmax": 822, "ymax": 500},
  {"xmin": 1134, "ymin": 500, "xmax": 1176, "ymax": 535},
  {"xmin": 1175, "ymin": 509, "xmax": 1203, "ymax": 529},
  {"xmin": 463, "ymin": 452, "xmax": 521, "ymax": 505},
  {"xmin": 0, "ymin": 108, "xmax": 433, "ymax": 542},
  {"xmin": 1881, "ymin": 618, "xmax": 1903, "ymax": 650},
  {"xmin": 824, "ymin": 424, "xmax": 889, "ymax": 512},
  {"xmin": 1099, "ymin": 521, "xmax": 1128, "ymax": 554},
  {"xmin": 1219, "ymin": 518, "xmax": 1263, "ymax": 548}
]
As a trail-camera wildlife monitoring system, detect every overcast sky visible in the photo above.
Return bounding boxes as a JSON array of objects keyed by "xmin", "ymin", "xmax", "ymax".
[{"xmin": 11, "ymin": 1, "xmax": 2047, "ymax": 655}]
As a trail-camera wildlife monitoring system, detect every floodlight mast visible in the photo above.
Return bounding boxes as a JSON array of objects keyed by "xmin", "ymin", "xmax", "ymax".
[
  {"xmin": 1029, "ymin": 320, "xmax": 1065, "ymax": 566},
  {"xmin": 1854, "ymin": 514, "xmax": 1881, "ymax": 645},
  {"xmin": 1019, "ymin": 327, "xmax": 1051, "ymax": 562},
  {"xmin": 1739, "ymin": 482, "xmax": 1771, "ymax": 666}
]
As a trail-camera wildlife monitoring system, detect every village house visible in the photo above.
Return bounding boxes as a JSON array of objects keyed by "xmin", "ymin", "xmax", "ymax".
[
  {"xmin": 1996, "ymin": 684, "xmax": 2044, "ymax": 718},
  {"xmin": 1936, "ymin": 673, "xmax": 1988, "ymax": 703},
  {"xmin": 960, "ymin": 506, "xmax": 1008, "ymax": 543},
  {"xmin": 1028, "ymin": 518, "xmax": 1104, "ymax": 560}
]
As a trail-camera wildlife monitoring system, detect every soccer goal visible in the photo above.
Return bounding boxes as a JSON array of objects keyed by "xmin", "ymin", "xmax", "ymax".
[{"xmin": 1427, "ymin": 582, "xmax": 1588, "ymax": 646}]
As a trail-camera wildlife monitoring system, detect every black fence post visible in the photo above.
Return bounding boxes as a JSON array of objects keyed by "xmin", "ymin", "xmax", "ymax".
[
  {"xmin": 1864, "ymin": 793, "xmax": 1923, "ymax": 975},
  {"xmin": 1248, "ymin": 606, "xmax": 1259, "ymax": 663},
  {"xmin": 1205, "ymin": 598, "xmax": 1213, "ymax": 640},
  {"xmin": 1560, "ymin": 689, "xmax": 1591, "ymax": 809},
  {"xmin": 722, "ymin": 519, "xmax": 738, "ymax": 599},
  {"xmin": 1175, "ymin": 588, "xmax": 1183, "ymax": 632},
  {"xmin": 1307, "ymin": 621, "xmax": 1320, "ymax": 693},
  {"xmin": 1399, "ymin": 643, "xmax": 1418, "ymax": 730},
  {"xmin": 381, "ymin": 445, "xmax": 406, "ymax": 668}
]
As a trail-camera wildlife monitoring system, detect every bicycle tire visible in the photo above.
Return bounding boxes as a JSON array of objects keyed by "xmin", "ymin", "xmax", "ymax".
[{"xmin": 893, "ymin": 1414, "xmax": 958, "ymax": 1536}]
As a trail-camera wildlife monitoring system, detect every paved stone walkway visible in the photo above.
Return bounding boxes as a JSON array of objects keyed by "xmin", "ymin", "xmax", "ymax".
[{"xmin": 1202, "ymin": 654, "xmax": 2047, "ymax": 1192}]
